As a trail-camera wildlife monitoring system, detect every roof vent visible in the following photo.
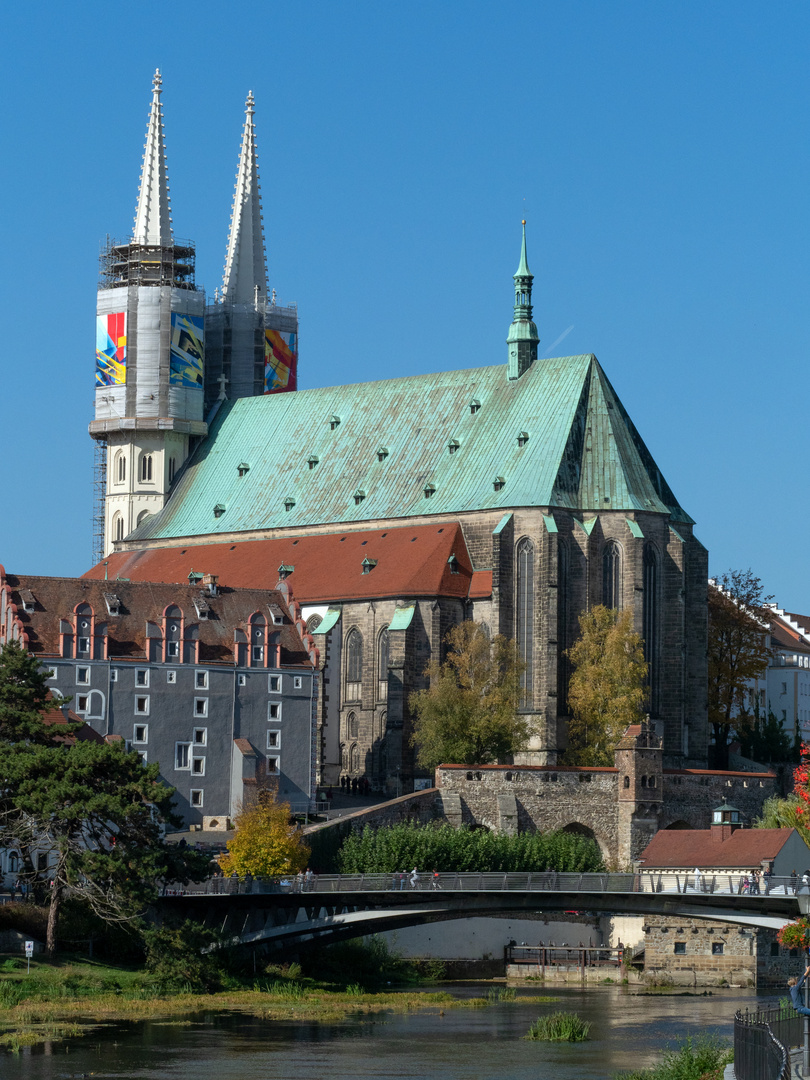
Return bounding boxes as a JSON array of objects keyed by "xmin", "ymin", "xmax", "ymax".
[
  {"xmin": 353, "ymin": 489, "xmax": 366, "ymax": 505},
  {"xmin": 424, "ymin": 483, "xmax": 436, "ymax": 499},
  {"xmin": 469, "ymin": 398, "xmax": 481, "ymax": 415},
  {"xmin": 237, "ymin": 462, "xmax": 250, "ymax": 477},
  {"xmin": 213, "ymin": 503, "xmax": 226, "ymax": 518},
  {"xmin": 493, "ymin": 476, "xmax": 505, "ymax": 492},
  {"xmin": 277, "ymin": 564, "xmax": 294, "ymax": 580},
  {"xmin": 102, "ymin": 592, "xmax": 121, "ymax": 616},
  {"xmin": 284, "ymin": 496, "xmax": 296, "ymax": 512},
  {"xmin": 376, "ymin": 446, "xmax": 389, "ymax": 462},
  {"xmin": 517, "ymin": 431, "xmax": 529, "ymax": 447},
  {"xmin": 329, "ymin": 414, "xmax": 341, "ymax": 430},
  {"xmin": 307, "ymin": 454, "xmax": 319, "ymax": 470},
  {"xmin": 188, "ymin": 570, "xmax": 204, "ymax": 584},
  {"xmin": 19, "ymin": 589, "xmax": 36, "ymax": 614},
  {"xmin": 447, "ymin": 554, "xmax": 460, "ymax": 575},
  {"xmin": 361, "ymin": 558, "xmax": 378, "ymax": 574},
  {"xmin": 447, "ymin": 438, "xmax": 460, "ymax": 455}
]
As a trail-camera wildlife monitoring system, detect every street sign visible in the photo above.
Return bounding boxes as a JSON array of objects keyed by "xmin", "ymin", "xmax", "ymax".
[{"xmin": 24, "ymin": 941, "xmax": 33, "ymax": 957}]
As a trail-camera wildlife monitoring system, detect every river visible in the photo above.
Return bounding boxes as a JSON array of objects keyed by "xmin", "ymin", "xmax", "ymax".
[{"xmin": 6, "ymin": 984, "xmax": 766, "ymax": 1079}]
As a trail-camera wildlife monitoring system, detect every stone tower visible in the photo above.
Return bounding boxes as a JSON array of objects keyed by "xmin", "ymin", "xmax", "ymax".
[
  {"xmin": 90, "ymin": 71, "xmax": 207, "ymax": 557},
  {"xmin": 204, "ymin": 93, "xmax": 298, "ymax": 412},
  {"xmin": 615, "ymin": 719, "xmax": 664, "ymax": 867}
]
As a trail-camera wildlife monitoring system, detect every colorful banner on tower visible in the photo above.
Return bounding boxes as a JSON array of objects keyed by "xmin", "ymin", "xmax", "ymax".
[
  {"xmin": 95, "ymin": 312, "xmax": 127, "ymax": 386},
  {"xmin": 170, "ymin": 312, "xmax": 204, "ymax": 388},
  {"xmin": 264, "ymin": 329, "xmax": 297, "ymax": 394}
]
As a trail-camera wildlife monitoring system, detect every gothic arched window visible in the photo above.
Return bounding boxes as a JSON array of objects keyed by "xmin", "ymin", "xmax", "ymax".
[
  {"xmin": 348, "ymin": 712, "xmax": 359, "ymax": 739},
  {"xmin": 602, "ymin": 541, "xmax": 621, "ymax": 610},
  {"xmin": 139, "ymin": 453, "xmax": 153, "ymax": 483},
  {"xmin": 113, "ymin": 513, "xmax": 124, "ymax": 542},
  {"xmin": 115, "ymin": 452, "xmax": 126, "ymax": 484},
  {"xmin": 350, "ymin": 744, "xmax": 359, "ymax": 772},
  {"xmin": 643, "ymin": 543, "xmax": 659, "ymax": 714},
  {"xmin": 557, "ymin": 540, "xmax": 571, "ymax": 714},
  {"xmin": 378, "ymin": 627, "xmax": 389, "ymax": 701},
  {"xmin": 346, "ymin": 629, "xmax": 363, "ymax": 700},
  {"xmin": 516, "ymin": 537, "xmax": 535, "ymax": 706}
]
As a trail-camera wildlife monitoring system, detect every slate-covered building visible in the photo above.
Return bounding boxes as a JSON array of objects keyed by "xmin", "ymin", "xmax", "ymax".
[
  {"xmin": 0, "ymin": 567, "xmax": 318, "ymax": 826},
  {"xmin": 85, "ymin": 75, "xmax": 709, "ymax": 790}
]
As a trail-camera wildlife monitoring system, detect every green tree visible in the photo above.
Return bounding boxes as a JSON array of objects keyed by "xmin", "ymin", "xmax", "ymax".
[
  {"xmin": 736, "ymin": 709, "xmax": 798, "ymax": 765},
  {"xmin": 0, "ymin": 740, "xmax": 208, "ymax": 954},
  {"xmin": 409, "ymin": 621, "xmax": 529, "ymax": 769},
  {"xmin": 708, "ymin": 570, "xmax": 772, "ymax": 770},
  {"xmin": 218, "ymin": 791, "xmax": 310, "ymax": 878},
  {"xmin": 0, "ymin": 640, "xmax": 76, "ymax": 743},
  {"xmin": 564, "ymin": 606, "xmax": 647, "ymax": 766},
  {"xmin": 754, "ymin": 794, "xmax": 807, "ymax": 841}
]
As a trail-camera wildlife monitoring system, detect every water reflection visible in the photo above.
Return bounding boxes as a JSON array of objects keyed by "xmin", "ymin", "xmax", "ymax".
[{"xmin": 6, "ymin": 984, "xmax": 764, "ymax": 1080}]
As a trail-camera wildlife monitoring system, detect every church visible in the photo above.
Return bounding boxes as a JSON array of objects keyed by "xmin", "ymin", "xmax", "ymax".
[{"xmin": 86, "ymin": 73, "xmax": 709, "ymax": 791}]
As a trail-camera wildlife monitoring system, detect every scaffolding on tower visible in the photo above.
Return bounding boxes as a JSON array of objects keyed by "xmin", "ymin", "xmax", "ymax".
[{"xmin": 92, "ymin": 438, "xmax": 107, "ymax": 564}]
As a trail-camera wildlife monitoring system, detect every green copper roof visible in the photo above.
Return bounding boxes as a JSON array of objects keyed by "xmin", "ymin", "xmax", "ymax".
[
  {"xmin": 128, "ymin": 354, "xmax": 693, "ymax": 543},
  {"xmin": 515, "ymin": 221, "xmax": 531, "ymax": 278}
]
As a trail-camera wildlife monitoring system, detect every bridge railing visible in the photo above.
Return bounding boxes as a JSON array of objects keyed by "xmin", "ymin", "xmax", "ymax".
[
  {"xmin": 165, "ymin": 871, "xmax": 804, "ymax": 898},
  {"xmin": 734, "ymin": 1005, "xmax": 796, "ymax": 1080}
]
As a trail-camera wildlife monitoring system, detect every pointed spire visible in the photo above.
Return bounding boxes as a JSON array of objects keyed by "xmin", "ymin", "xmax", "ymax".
[
  {"xmin": 132, "ymin": 70, "xmax": 173, "ymax": 247},
  {"xmin": 507, "ymin": 220, "xmax": 539, "ymax": 379},
  {"xmin": 221, "ymin": 91, "xmax": 268, "ymax": 306},
  {"xmin": 515, "ymin": 219, "xmax": 531, "ymax": 278}
]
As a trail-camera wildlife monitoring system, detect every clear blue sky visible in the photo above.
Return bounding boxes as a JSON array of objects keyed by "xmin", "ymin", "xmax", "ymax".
[{"xmin": 1, "ymin": 2, "xmax": 807, "ymax": 608}]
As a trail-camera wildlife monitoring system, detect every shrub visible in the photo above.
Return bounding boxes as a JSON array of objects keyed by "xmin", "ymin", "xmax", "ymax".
[
  {"xmin": 141, "ymin": 920, "xmax": 223, "ymax": 992},
  {"xmin": 336, "ymin": 821, "xmax": 604, "ymax": 874},
  {"xmin": 613, "ymin": 1033, "xmax": 732, "ymax": 1079},
  {"xmin": 526, "ymin": 1011, "xmax": 590, "ymax": 1042}
]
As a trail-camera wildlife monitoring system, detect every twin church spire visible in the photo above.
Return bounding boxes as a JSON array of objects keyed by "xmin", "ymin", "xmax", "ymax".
[
  {"xmin": 131, "ymin": 72, "xmax": 269, "ymax": 301},
  {"xmin": 507, "ymin": 220, "xmax": 540, "ymax": 379}
]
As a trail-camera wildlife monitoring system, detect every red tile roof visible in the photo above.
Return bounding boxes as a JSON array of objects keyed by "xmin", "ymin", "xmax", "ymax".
[
  {"xmin": 82, "ymin": 523, "xmax": 486, "ymax": 603},
  {"xmin": 639, "ymin": 827, "xmax": 795, "ymax": 869},
  {"xmin": 41, "ymin": 702, "xmax": 104, "ymax": 745}
]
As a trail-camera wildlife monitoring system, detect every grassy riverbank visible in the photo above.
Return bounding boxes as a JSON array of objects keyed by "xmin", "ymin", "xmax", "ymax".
[{"xmin": 0, "ymin": 956, "xmax": 557, "ymax": 1052}]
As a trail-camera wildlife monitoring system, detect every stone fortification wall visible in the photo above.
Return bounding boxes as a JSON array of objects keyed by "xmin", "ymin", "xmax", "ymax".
[{"xmin": 661, "ymin": 771, "xmax": 778, "ymax": 829}]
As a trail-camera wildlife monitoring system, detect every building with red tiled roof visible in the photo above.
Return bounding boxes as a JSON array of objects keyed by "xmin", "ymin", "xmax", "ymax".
[{"xmin": 0, "ymin": 566, "xmax": 317, "ymax": 827}]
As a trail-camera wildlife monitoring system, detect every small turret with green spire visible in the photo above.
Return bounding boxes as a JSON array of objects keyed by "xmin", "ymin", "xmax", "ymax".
[{"xmin": 507, "ymin": 220, "xmax": 540, "ymax": 379}]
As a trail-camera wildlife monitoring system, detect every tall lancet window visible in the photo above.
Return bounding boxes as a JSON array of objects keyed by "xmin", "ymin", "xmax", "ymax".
[
  {"xmin": 642, "ymin": 543, "xmax": 659, "ymax": 714},
  {"xmin": 557, "ymin": 540, "xmax": 571, "ymax": 715},
  {"xmin": 346, "ymin": 629, "xmax": 363, "ymax": 701},
  {"xmin": 602, "ymin": 541, "xmax": 621, "ymax": 610},
  {"xmin": 516, "ymin": 538, "xmax": 535, "ymax": 707}
]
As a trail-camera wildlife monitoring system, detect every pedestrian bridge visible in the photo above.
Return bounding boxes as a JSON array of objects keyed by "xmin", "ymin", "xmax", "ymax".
[{"xmin": 161, "ymin": 872, "xmax": 809, "ymax": 955}]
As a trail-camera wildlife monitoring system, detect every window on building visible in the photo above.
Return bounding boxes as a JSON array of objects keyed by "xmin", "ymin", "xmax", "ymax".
[
  {"xmin": 46, "ymin": 667, "xmax": 57, "ymax": 680},
  {"xmin": 136, "ymin": 669, "xmax": 149, "ymax": 687},
  {"xmin": 140, "ymin": 454, "xmax": 153, "ymax": 483},
  {"xmin": 167, "ymin": 641, "xmax": 179, "ymax": 658},
  {"xmin": 293, "ymin": 675, "xmax": 303, "ymax": 689},
  {"xmin": 673, "ymin": 942, "xmax": 686, "ymax": 954},
  {"xmin": 195, "ymin": 670, "xmax": 208, "ymax": 689},
  {"xmin": 267, "ymin": 757, "xmax": 279, "ymax": 774},
  {"xmin": 190, "ymin": 789, "xmax": 203, "ymax": 807},
  {"xmin": 643, "ymin": 543, "xmax": 659, "ymax": 714},
  {"xmin": 269, "ymin": 675, "xmax": 281, "ymax": 692},
  {"xmin": 76, "ymin": 667, "xmax": 90, "ymax": 685},
  {"xmin": 516, "ymin": 537, "xmax": 535, "ymax": 708},
  {"xmin": 346, "ymin": 629, "xmax": 363, "ymax": 700},
  {"xmin": 76, "ymin": 695, "xmax": 88, "ymax": 712},
  {"xmin": 167, "ymin": 670, "xmax": 176, "ymax": 684},
  {"xmin": 712, "ymin": 941, "xmax": 724, "ymax": 955},
  {"xmin": 252, "ymin": 645, "xmax": 264, "ymax": 663},
  {"xmin": 78, "ymin": 637, "xmax": 90, "ymax": 655},
  {"xmin": 268, "ymin": 702, "xmax": 282, "ymax": 721},
  {"xmin": 135, "ymin": 696, "xmax": 149, "ymax": 715},
  {"xmin": 110, "ymin": 668, "xmax": 118, "ymax": 682},
  {"xmin": 192, "ymin": 757, "xmax": 205, "ymax": 776},
  {"xmin": 193, "ymin": 727, "xmax": 207, "ymax": 746},
  {"xmin": 267, "ymin": 730, "xmax": 280, "ymax": 750},
  {"xmin": 194, "ymin": 698, "xmax": 208, "ymax": 717},
  {"xmin": 133, "ymin": 725, "xmax": 148, "ymax": 744},
  {"xmin": 137, "ymin": 751, "xmax": 147, "ymax": 765},
  {"xmin": 238, "ymin": 674, "xmax": 247, "ymax": 686},
  {"xmin": 168, "ymin": 457, "xmax": 176, "ymax": 484},
  {"xmin": 378, "ymin": 627, "xmax": 389, "ymax": 701},
  {"xmin": 115, "ymin": 452, "xmax": 126, "ymax": 484},
  {"xmin": 175, "ymin": 743, "xmax": 191, "ymax": 770},
  {"xmin": 602, "ymin": 541, "xmax": 621, "ymax": 610},
  {"xmin": 771, "ymin": 942, "xmax": 780, "ymax": 957},
  {"xmin": 113, "ymin": 514, "xmax": 124, "ymax": 542}
]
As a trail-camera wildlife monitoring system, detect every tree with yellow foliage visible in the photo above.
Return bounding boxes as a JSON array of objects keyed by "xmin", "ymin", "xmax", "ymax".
[{"xmin": 218, "ymin": 792, "xmax": 309, "ymax": 878}]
